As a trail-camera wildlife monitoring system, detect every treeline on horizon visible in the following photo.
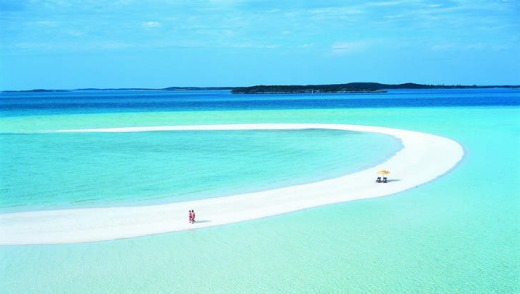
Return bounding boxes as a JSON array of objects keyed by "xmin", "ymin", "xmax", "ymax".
[
  {"xmin": 3, "ymin": 82, "xmax": 519, "ymax": 93},
  {"xmin": 231, "ymin": 82, "xmax": 519, "ymax": 94}
]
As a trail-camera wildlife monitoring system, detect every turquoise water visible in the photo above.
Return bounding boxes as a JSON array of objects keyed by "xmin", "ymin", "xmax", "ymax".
[
  {"xmin": 1, "ymin": 90, "xmax": 519, "ymax": 293},
  {"xmin": 0, "ymin": 129, "xmax": 400, "ymax": 212}
]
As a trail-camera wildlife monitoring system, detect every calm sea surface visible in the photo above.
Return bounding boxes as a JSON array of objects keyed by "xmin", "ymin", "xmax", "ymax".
[
  {"xmin": 1, "ymin": 88, "xmax": 519, "ymax": 293},
  {"xmin": 1, "ymin": 88, "xmax": 518, "ymax": 116}
]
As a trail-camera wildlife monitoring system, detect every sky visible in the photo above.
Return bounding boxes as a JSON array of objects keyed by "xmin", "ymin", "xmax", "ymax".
[{"xmin": 1, "ymin": 0, "xmax": 519, "ymax": 90}]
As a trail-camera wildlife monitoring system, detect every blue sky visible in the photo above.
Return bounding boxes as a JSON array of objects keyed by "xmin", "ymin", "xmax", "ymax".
[{"xmin": 1, "ymin": 0, "xmax": 519, "ymax": 90}]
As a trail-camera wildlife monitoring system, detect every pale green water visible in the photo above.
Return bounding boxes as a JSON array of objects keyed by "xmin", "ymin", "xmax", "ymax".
[{"xmin": 1, "ymin": 106, "xmax": 519, "ymax": 293}]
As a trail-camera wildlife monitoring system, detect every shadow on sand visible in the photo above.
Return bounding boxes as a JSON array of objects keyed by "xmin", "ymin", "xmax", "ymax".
[
  {"xmin": 375, "ymin": 179, "xmax": 401, "ymax": 183},
  {"xmin": 194, "ymin": 220, "xmax": 211, "ymax": 224}
]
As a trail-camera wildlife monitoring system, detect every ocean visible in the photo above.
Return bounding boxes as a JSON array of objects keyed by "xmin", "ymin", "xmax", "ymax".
[{"xmin": 1, "ymin": 88, "xmax": 519, "ymax": 292}]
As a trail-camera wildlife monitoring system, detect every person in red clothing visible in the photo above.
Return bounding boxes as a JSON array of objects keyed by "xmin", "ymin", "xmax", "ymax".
[{"xmin": 191, "ymin": 210, "xmax": 196, "ymax": 223}]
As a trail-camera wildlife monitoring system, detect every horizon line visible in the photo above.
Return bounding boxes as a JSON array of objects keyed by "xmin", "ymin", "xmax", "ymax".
[{"xmin": 2, "ymin": 82, "xmax": 520, "ymax": 93}]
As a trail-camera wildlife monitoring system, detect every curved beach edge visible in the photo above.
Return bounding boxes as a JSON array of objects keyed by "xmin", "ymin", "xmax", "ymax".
[{"xmin": 0, "ymin": 124, "xmax": 464, "ymax": 245}]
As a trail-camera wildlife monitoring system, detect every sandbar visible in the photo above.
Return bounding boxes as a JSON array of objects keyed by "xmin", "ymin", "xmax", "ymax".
[{"xmin": 0, "ymin": 124, "xmax": 464, "ymax": 245}]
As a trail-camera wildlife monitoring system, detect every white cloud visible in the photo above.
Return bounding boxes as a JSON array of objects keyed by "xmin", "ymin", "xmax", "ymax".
[
  {"xmin": 293, "ymin": 43, "xmax": 315, "ymax": 49},
  {"xmin": 143, "ymin": 21, "xmax": 161, "ymax": 28},
  {"xmin": 310, "ymin": 7, "xmax": 364, "ymax": 16},
  {"xmin": 431, "ymin": 42, "xmax": 499, "ymax": 52},
  {"xmin": 368, "ymin": 1, "xmax": 407, "ymax": 7},
  {"xmin": 331, "ymin": 41, "xmax": 371, "ymax": 55},
  {"xmin": 14, "ymin": 42, "xmax": 56, "ymax": 50},
  {"xmin": 33, "ymin": 21, "xmax": 60, "ymax": 27},
  {"xmin": 218, "ymin": 42, "xmax": 279, "ymax": 49}
]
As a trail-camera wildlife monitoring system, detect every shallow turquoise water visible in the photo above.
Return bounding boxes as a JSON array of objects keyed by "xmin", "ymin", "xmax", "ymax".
[
  {"xmin": 0, "ymin": 129, "xmax": 400, "ymax": 212},
  {"xmin": 1, "ymin": 105, "xmax": 519, "ymax": 293}
]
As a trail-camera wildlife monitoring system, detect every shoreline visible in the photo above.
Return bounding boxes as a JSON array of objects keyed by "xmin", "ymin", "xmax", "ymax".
[{"xmin": 0, "ymin": 124, "xmax": 464, "ymax": 245}]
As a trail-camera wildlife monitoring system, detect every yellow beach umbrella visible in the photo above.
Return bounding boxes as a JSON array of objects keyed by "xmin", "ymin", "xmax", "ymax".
[{"xmin": 377, "ymin": 170, "xmax": 391, "ymax": 176}]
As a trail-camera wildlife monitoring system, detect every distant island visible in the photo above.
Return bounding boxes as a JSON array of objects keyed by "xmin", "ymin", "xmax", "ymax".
[
  {"xmin": 231, "ymin": 83, "xmax": 519, "ymax": 94},
  {"xmin": 1, "ymin": 87, "xmax": 234, "ymax": 93},
  {"xmin": 2, "ymin": 83, "xmax": 518, "ymax": 94},
  {"xmin": 3, "ymin": 89, "xmax": 70, "ymax": 93}
]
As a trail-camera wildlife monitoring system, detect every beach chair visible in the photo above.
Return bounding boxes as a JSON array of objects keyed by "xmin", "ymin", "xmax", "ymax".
[
  {"xmin": 383, "ymin": 177, "xmax": 388, "ymax": 183},
  {"xmin": 376, "ymin": 177, "xmax": 382, "ymax": 183}
]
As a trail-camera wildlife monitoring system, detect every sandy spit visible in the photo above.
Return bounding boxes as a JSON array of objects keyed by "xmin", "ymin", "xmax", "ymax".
[{"xmin": 0, "ymin": 124, "xmax": 463, "ymax": 245}]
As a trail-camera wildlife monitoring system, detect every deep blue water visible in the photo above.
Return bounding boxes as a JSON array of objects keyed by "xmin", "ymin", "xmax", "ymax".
[{"xmin": 1, "ymin": 88, "xmax": 518, "ymax": 116}]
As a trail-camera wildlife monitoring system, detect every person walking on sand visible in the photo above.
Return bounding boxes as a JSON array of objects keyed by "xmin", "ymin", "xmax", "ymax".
[
  {"xmin": 188, "ymin": 210, "xmax": 193, "ymax": 223},
  {"xmin": 191, "ymin": 210, "xmax": 196, "ymax": 224}
]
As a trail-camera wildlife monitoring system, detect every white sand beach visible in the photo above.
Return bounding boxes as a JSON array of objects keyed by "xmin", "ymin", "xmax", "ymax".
[{"xmin": 0, "ymin": 124, "xmax": 463, "ymax": 245}]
